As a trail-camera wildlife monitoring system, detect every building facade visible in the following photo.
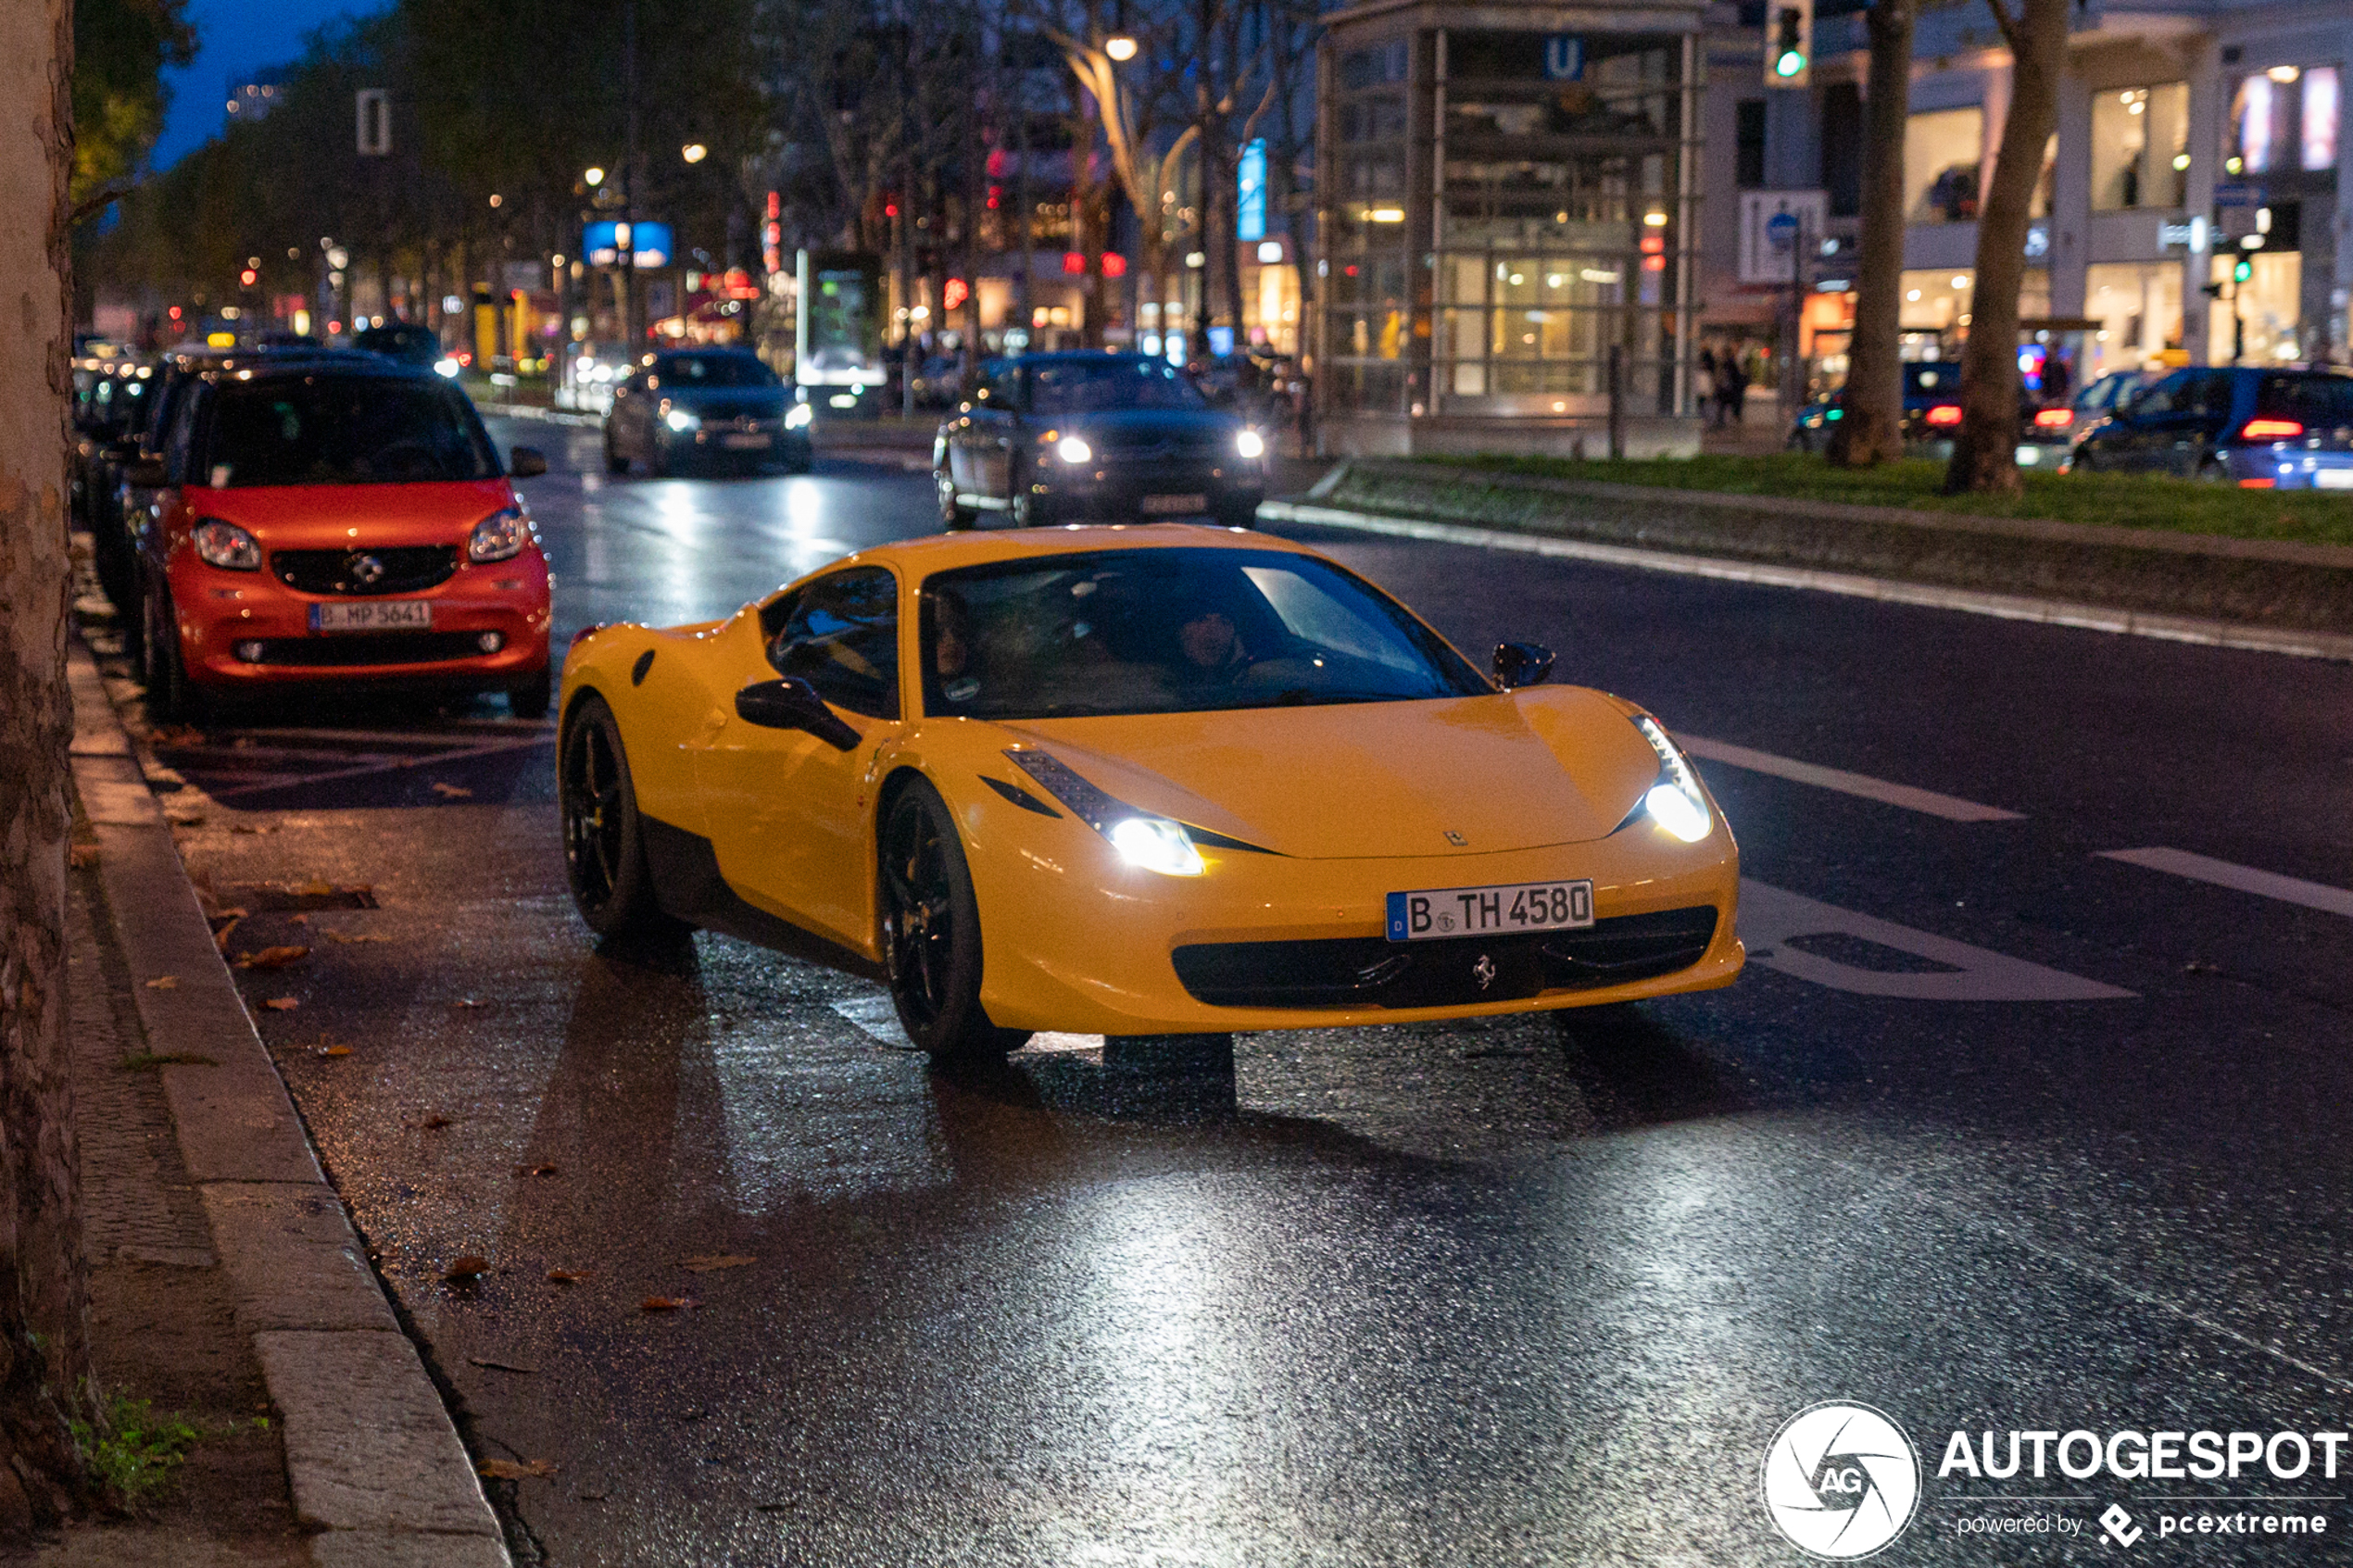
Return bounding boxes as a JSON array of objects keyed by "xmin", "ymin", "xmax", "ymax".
[{"xmin": 1700, "ymin": 0, "xmax": 2353, "ymax": 396}]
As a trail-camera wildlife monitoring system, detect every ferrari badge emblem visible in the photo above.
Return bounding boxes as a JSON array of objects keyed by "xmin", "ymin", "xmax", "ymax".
[
  {"xmin": 1444, "ymin": 830, "xmax": 1468, "ymax": 847},
  {"xmin": 1473, "ymin": 954, "xmax": 1497, "ymax": 990}
]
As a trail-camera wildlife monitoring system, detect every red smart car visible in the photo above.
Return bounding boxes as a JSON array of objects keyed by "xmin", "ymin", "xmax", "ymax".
[{"xmin": 131, "ymin": 353, "xmax": 553, "ymax": 720}]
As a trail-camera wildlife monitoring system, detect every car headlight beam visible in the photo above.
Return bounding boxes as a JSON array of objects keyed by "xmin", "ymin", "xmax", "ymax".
[
  {"xmin": 1054, "ymin": 433, "xmax": 1093, "ymax": 465},
  {"xmin": 1235, "ymin": 429, "xmax": 1265, "ymax": 459},
  {"xmin": 785, "ymin": 402, "xmax": 812, "ymax": 429},
  {"xmin": 1629, "ymin": 714, "xmax": 1712, "ymax": 843},
  {"xmin": 664, "ymin": 408, "xmax": 700, "ymax": 432},
  {"xmin": 1004, "ymin": 747, "xmax": 1206, "ymax": 876}
]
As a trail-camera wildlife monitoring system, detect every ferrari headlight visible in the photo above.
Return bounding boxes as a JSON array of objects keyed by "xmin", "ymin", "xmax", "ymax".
[
  {"xmin": 1054, "ymin": 434, "xmax": 1093, "ymax": 465},
  {"xmin": 1235, "ymin": 429, "xmax": 1265, "ymax": 459},
  {"xmin": 467, "ymin": 506, "xmax": 530, "ymax": 562},
  {"xmin": 785, "ymin": 402, "xmax": 813, "ymax": 429},
  {"xmin": 1005, "ymin": 747, "xmax": 1208, "ymax": 876},
  {"xmin": 664, "ymin": 407, "xmax": 700, "ymax": 433},
  {"xmin": 191, "ymin": 519, "xmax": 261, "ymax": 571},
  {"xmin": 1630, "ymin": 714, "xmax": 1711, "ymax": 843},
  {"xmin": 1109, "ymin": 817, "xmax": 1206, "ymax": 877}
]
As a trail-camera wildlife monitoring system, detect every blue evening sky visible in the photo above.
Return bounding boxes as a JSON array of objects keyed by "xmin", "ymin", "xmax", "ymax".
[{"xmin": 154, "ymin": 0, "xmax": 390, "ymax": 169}]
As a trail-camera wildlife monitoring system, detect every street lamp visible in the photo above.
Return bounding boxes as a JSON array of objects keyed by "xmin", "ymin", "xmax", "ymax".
[
  {"xmin": 681, "ymin": 143, "xmax": 707, "ymax": 164},
  {"xmin": 585, "ymin": 166, "xmax": 606, "ymax": 187},
  {"xmin": 1104, "ymin": 33, "xmax": 1137, "ymax": 61}
]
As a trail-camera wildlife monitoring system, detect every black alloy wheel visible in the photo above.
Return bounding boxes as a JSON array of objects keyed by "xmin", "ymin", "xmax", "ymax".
[
  {"xmin": 937, "ymin": 470, "xmax": 975, "ymax": 530},
  {"xmin": 559, "ymin": 694, "xmax": 681, "ymax": 937},
  {"xmin": 141, "ymin": 580, "xmax": 202, "ymax": 723},
  {"xmin": 1009, "ymin": 482, "xmax": 1047, "ymax": 528},
  {"xmin": 880, "ymin": 780, "xmax": 1027, "ymax": 1063}
]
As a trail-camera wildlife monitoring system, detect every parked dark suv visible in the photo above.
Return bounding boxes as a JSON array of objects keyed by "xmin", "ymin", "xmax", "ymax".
[{"xmin": 2069, "ymin": 366, "xmax": 2353, "ymax": 488}]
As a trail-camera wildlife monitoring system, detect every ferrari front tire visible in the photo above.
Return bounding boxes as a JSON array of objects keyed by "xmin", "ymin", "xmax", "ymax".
[
  {"xmin": 880, "ymin": 779, "xmax": 1028, "ymax": 1065},
  {"xmin": 560, "ymin": 694, "xmax": 681, "ymax": 939}
]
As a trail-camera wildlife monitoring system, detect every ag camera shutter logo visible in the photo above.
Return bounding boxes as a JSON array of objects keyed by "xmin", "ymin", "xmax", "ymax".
[{"xmin": 1763, "ymin": 1402, "xmax": 1921, "ymax": 1558}]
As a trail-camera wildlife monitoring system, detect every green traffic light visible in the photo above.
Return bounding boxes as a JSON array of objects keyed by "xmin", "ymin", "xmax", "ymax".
[
  {"xmin": 1776, "ymin": 50, "xmax": 1806, "ymax": 76},
  {"xmin": 2234, "ymin": 258, "xmax": 2253, "ymax": 282}
]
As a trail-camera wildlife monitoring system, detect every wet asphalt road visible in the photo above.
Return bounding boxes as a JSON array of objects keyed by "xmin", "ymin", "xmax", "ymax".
[{"xmin": 146, "ymin": 416, "xmax": 2353, "ymax": 1566}]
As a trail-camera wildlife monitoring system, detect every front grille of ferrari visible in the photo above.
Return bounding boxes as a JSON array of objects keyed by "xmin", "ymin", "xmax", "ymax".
[
  {"xmin": 272, "ymin": 546, "xmax": 459, "ymax": 596},
  {"xmin": 1171, "ymin": 907, "xmax": 1720, "ymax": 1010}
]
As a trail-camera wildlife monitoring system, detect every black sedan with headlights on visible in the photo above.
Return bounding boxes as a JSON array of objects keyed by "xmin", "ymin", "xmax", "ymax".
[
  {"xmin": 934, "ymin": 351, "xmax": 1267, "ymax": 529},
  {"xmin": 603, "ymin": 347, "xmax": 813, "ymax": 477}
]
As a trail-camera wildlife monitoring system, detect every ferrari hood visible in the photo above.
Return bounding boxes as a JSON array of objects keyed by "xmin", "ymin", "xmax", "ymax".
[{"xmin": 1000, "ymin": 688, "xmax": 1662, "ymax": 859}]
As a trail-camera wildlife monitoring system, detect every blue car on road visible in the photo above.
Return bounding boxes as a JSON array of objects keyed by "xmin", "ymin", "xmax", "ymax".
[{"xmin": 2069, "ymin": 365, "xmax": 2353, "ymax": 488}]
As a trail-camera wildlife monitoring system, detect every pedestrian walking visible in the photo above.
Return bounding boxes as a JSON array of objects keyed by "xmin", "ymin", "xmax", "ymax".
[
  {"xmin": 1695, "ymin": 346, "xmax": 1718, "ymax": 428},
  {"xmin": 1718, "ymin": 348, "xmax": 1749, "ymax": 427}
]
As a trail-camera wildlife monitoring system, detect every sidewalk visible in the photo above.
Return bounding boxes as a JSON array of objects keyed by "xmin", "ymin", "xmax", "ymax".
[{"xmin": 44, "ymin": 599, "xmax": 511, "ymax": 1566}]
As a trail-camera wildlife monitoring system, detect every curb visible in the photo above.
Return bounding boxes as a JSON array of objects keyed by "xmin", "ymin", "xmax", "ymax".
[
  {"xmin": 1258, "ymin": 499, "xmax": 2353, "ymax": 664},
  {"xmin": 65, "ymin": 640, "xmax": 511, "ymax": 1568}
]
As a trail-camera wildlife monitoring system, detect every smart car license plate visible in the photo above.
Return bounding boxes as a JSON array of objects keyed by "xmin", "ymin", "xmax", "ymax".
[
  {"xmin": 310, "ymin": 600, "xmax": 432, "ymax": 633},
  {"xmin": 2316, "ymin": 470, "xmax": 2353, "ymax": 490},
  {"xmin": 1386, "ymin": 880, "xmax": 1593, "ymax": 942},
  {"xmin": 721, "ymin": 433, "xmax": 768, "ymax": 449},
  {"xmin": 1140, "ymin": 494, "xmax": 1207, "ymax": 515}
]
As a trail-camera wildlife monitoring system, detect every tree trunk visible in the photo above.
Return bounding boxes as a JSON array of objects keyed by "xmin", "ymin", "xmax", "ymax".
[
  {"xmin": 1943, "ymin": 0, "xmax": 2067, "ymax": 495},
  {"xmin": 1826, "ymin": 0, "xmax": 1915, "ymax": 469},
  {"xmin": 0, "ymin": 0, "xmax": 101, "ymax": 1539}
]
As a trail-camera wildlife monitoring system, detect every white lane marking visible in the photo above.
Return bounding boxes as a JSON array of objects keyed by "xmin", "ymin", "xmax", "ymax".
[
  {"xmin": 1740, "ymin": 879, "xmax": 2133, "ymax": 1001},
  {"xmin": 2096, "ymin": 847, "xmax": 2353, "ymax": 920},
  {"xmin": 1678, "ymin": 734, "xmax": 2023, "ymax": 822},
  {"xmin": 1255, "ymin": 499, "xmax": 2353, "ymax": 664}
]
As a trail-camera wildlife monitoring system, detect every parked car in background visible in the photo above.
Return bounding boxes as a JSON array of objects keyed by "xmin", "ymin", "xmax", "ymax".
[
  {"xmin": 603, "ymin": 347, "xmax": 812, "ymax": 476},
  {"xmin": 354, "ymin": 321, "xmax": 449, "ymax": 373},
  {"xmin": 1785, "ymin": 362, "xmax": 1969, "ymax": 453},
  {"xmin": 2013, "ymin": 370, "xmax": 2158, "ymax": 470},
  {"xmin": 130, "ymin": 355, "xmax": 553, "ymax": 720},
  {"xmin": 2069, "ymin": 366, "xmax": 2353, "ymax": 487},
  {"xmin": 71, "ymin": 354, "xmax": 153, "ymax": 607},
  {"xmin": 909, "ymin": 354, "xmax": 969, "ymax": 409},
  {"xmin": 934, "ymin": 352, "xmax": 1267, "ymax": 529}
]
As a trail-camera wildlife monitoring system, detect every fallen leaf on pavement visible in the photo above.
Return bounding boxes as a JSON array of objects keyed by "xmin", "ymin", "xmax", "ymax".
[
  {"xmin": 69, "ymin": 845, "xmax": 99, "ymax": 869},
  {"xmin": 418, "ymin": 1114, "xmax": 454, "ymax": 1130},
  {"xmin": 288, "ymin": 913, "xmax": 308, "ymax": 926},
  {"xmin": 229, "ymin": 823, "xmax": 271, "ymax": 834},
  {"xmin": 148, "ymin": 725, "xmax": 205, "ymax": 748},
  {"xmin": 211, "ymin": 918, "xmax": 241, "ymax": 953},
  {"xmin": 443, "ymin": 1256, "xmax": 492, "ymax": 1281},
  {"xmin": 260, "ymin": 997, "xmax": 299, "ymax": 1011},
  {"xmin": 234, "ymin": 946, "xmax": 309, "ymax": 970},
  {"xmin": 515, "ymin": 1162, "xmax": 560, "ymax": 1178},
  {"xmin": 453, "ymin": 997, "xmax": 482, "ymax": 1009},
  {"xmin": 432, "ymin": 783, "xmax": 473, "ymax": 798},
  {"xmin": 164, "ymin": 809, "xmax": 205, "ymax": 827},
  {"xmin": 547, "ymin": 1268, "xmax": 590, "ymax": 1284},
  {"xmin": 311, "ymin": 1044, "xmax": 353, "ymax": 1059},
  {"xmin": 640, "ymin": 1296, "xmax": 695, "ymax": 1312},
  {"xmin": 327, "ymin": 931, "xmax": 389, "ymax": 944},
  {"xmin": 144, "ymin": 976, "xmax": 179, "ymax": 990},
  {"xmin": 680, "ymin": 1255, "xmax": 757, "ymax": 1273},
  {"xmin": 467, "ymin": 1357, "xmax": 538, "ymax": 1374},
  {"xmin": 477, "ymin": 1459, "xmax": 556, "ymax": 1480}
]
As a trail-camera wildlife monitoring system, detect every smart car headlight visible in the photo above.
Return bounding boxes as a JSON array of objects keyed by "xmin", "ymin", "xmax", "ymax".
[
  {"xmin": 191, "ymin": 518, "xmax": 261, "ymax": 571},
  {"xmin": 1054, "ymin": 434, "xmax": 1093, "ymax": 465},
  {"xmin": 785, "ymin": 402, "xmax": 813, "ymax": 429},
  {"xmin": 664, "ymin": 408, "xmax": 701, "ymax": 433},
  {"xmin": 1235, "ymin": 429, "xmax": 1265, "ymax": 460},
  {"xmin": 1630, "ymin": 714, "xmax": 1711, "ymax": 843},
  {"xmin": 434, "ymin": 357, "xmax": 461, "ymax": 378},
  {"xmin": 1005, "ymin": 748, "xmax": 1206, "ymax": 876},
  {"xmin": 468, "ymin": 506, "xmax": 531, "ymax": 563}
]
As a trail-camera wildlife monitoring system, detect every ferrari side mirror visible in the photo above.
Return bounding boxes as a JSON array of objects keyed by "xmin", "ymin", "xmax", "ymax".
[
  {"xmin": 510, "ymin": 445, "xmax": 548, "ymax": 478},
  {"xmin": 1491, "ymin": 641, "xmax": 1554, "ymax": 690},
  {"xmin": 736, "ymin": 677, "xmax": 862, "ymax": 750}
]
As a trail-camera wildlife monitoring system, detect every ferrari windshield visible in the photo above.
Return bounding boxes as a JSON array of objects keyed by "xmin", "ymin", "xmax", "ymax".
[
  {"xmin": 919, "ymin": 548, "xmax": 1489, "ymax": 719},
  {"xmin": 202, "ymin": 377, "xmax": 498, "ymax": 486}
]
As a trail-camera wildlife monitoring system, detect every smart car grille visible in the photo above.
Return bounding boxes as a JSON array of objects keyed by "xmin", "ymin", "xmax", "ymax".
[
  {"xmin": 272, "ymin": 546, "xmax": 458, "ymax": 596},
  {"xmin": 1170, "ymin": 907, "xmax": 1719, "ymax": 1010},
  {"xmin": 243, "ymin": 633, "xmax": 488, "ymax": 666}
]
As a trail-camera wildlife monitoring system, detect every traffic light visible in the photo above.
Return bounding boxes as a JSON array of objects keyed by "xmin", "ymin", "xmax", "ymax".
[
  {"xmin": 2233, "ymin": 257, "xmax": 2254, "ymax": 283},
  {"xmin": 239, "ymin": 268, "xmax": 258, "ymax": 287},
  {"xmin": 1768, "ymin": 0, "xmax": 1812, "ymax": 88}
]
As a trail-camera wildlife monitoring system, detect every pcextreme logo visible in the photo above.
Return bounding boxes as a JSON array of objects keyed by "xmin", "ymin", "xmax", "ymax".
[{"xmin": 1763, "ymin": 1402, "xmax": 1923, "ymax": 1559}]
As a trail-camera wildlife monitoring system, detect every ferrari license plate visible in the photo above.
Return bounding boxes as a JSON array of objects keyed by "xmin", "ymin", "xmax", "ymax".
[
  {"xmin": 1139, "ymin": 494, "xmax": 1207, "ymax": 515},
  {"xmin": 1386, "ymin": 879, "xmax": 1594, "ymax": 942},
  {"xmin": 721, "ymin": 433, "xmax": 769, "ymax": 448},
  {"xmin": 310, "ymin": 600, "xmax": 432, "ymax": 633}
]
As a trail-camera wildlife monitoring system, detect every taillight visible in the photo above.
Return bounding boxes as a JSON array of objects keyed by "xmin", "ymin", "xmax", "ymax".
[
  {"xmin": 1924, "ymin": 405, "xmax": 1963, "ymax": 427},
  {"xmin": 2032, "ymin": 407, "xmax": 2073, "ymax": 429},
  {"xmin": 2238, "ymin": 478, "xmax": 2277, "ymax": 489},
  {"xmin": 2238, "ymin": 418, "xmax": 2304, "ymax": 442}
]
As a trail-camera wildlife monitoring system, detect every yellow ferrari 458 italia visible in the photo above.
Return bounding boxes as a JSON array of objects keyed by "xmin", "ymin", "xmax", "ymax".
[{"xmin": 557, "ymin": 526, "xmax": 1743, "ymax": 1062}]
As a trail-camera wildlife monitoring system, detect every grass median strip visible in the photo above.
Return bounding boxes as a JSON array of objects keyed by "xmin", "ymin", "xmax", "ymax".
[{"xmin": 1420, "ymin": 454, "xmax": 2353, "ymax": 549}]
